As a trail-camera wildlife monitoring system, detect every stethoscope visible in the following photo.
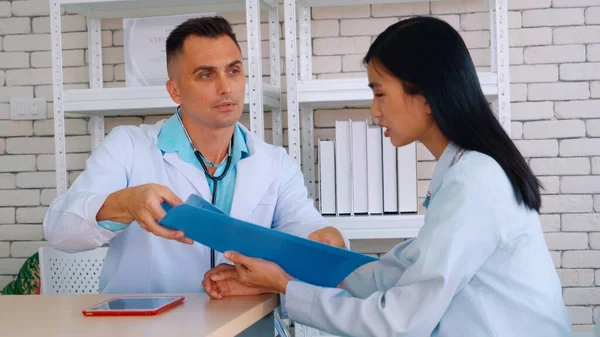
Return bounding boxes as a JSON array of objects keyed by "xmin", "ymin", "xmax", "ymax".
[{"xmin": 176, "ymin": 108, "xmax": 233, "ymax": 269}]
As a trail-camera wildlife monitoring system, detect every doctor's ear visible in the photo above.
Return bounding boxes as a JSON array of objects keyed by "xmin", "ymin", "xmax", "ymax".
[{"xmin": 166, "ymin": 79, "xmax": 183, "ymax": 105}]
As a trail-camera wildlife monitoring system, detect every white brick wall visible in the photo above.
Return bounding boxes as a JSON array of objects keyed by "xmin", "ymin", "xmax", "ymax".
[
  {"xmin": 528, "ymin": 82, "xmax": 590, "ymax": 101},
  {"xmin": 558, "ymin": 269, "xmax": 595, "ymax": 287},
  {"xmin": 524, "ymin": 45, "xmax": 586, "ymax": 64},
  {"xmin": 563, "ymin": 214, "xmax": 600, "ymax": 232},
  {"xmin": 510, "ymin": 64, "xmax": 558, "ymax": 83},
  {"xmin": 371, "ymin": 3, "xmax": 429, "ymax": 17},
  {"xmin": 555, "ymin": 100, "xmax": 600, "ymax": 119},
  {"xmin": 514, "ymin": 139, "xmax": 558, "ymax": 157},
  {"xmin": 509, "ymin": 27, "xmax": 552, "ymax": 47},
  {"xmin": 530, "ymin": 158, "xmax": 591, "ymax": 175},
  {"xmin": 587, "ymin": 7, "xmax": 600, "ymax": 25},
  {"xmin": 541, "ymin": 195, "xmax": 593, "ymax": 213},
  {"xmin": 508, "ymin": 0, "xmax": 551, "ymax": 10},
  {"xmin": 511, "ymin": 101, "xmax": 554, "ymax": 120},
  {"xmin": 589, "ymin": 44, "xmax": 600, "ymax": 62},
  {"xmin": 561, "ymin": 176, "xmax": 600, "ymax": 194},
  {"xmin": 587, "ymin": 119, "xmax": 600, "ymax": 137},
  {"xmin": 0, "ymin": 0, "xmax": 598, "ymax": 327},
  {"xmin": 545, "ymin": 232, "xmax": 588, "ymax": 250},
  {"xmin": 522, "ymin": 8, "xmax": 585, "ymax": 27},
  {"xmin": 560, "ymin": 139, "xmax": 600, "ymax": 157},
  {"xmin": 554, "ymin": 26, "xmax": 600, "ymax": 44},
  {"xmin": 592, "ymin": 81, "xmax": 600, "ymax": 98},
  {"xmin": 593, "ymin": 157, "xmax": 600, "ymax": 175},
  {"xmin": 568, "ymin": 306, "xmax": 594, "ymax": 324},
  {"xmin": 561, "ymin": 62, "xmax": 600, "ymax": 81},
  {"xmin": 523, "ymin": 120, "xmax": 585, "ymax": 139}
]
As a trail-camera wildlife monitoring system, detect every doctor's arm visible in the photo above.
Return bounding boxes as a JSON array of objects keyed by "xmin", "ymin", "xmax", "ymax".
[
  {"xmin": 271, "ymin": 149, "xmax": 350, "ymax": 249},
  {"xmin": 43, "ymin": 127, "xmax": 187, "ymax": 253}
]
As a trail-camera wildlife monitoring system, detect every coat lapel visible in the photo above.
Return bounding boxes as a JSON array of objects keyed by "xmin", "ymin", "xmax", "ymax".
[
  {"xmin": 163, "ymin": 152, "xmax": 211, "ymax": 201},
  {"xmin": 229, "ymin": 131, "xmax": 277, "ymax": 221}
]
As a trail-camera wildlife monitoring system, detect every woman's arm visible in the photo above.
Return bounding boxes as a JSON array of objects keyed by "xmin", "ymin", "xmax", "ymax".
[
  {"xmin": 285, "ymin": 174, "xmax": 502, "ymax": 336},
  {"xmin": 341, "ymin": 238, "xmax": 415, "ymax": 299}
]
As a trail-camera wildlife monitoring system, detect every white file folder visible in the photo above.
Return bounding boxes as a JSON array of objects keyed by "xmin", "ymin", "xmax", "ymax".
[
  {"xmin": 318, "ymin": 140, "xmax": 336, "ymax": 215},
  {"xmin": 351, "ymin": 120, "xmax": 368, "ymax": 214},
  {"xmin": 335, "ymin": 120, "xmax": 352, "ymax": 215},
  {"xmin": 397, "ymin": 142, "xmax": 418, "ymax": 213},
  {"xmin": 366, "ymin": 126, "xmax": 383, "ymax": 214},
  {"xmin": 382, "ymin": 134, "xmax": 398, "ymax": 213}
]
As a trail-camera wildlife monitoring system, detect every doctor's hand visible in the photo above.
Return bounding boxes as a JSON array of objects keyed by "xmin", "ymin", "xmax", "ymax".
[
  {"xmin": 308, "ymin": 226, "xmax": 346, "ymax": 249},
  {"xmin": 97, "ymin": 183, "xmax": 193, "ymax": 245},
  {"xmin": 209, "ymin": 252, "xmax": 292, "ymax": 294},
  {"xmin": 202, "ymin": 263, "xmax": 276, "ymax": 300}
]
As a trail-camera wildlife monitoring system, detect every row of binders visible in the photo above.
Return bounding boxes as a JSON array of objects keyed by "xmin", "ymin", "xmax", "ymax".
[{"xmin": 318, "ymin": 120, "xmax": 418, "ymax": 216}]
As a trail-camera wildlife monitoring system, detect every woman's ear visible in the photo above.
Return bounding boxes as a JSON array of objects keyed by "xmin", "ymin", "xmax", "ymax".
[{"xmin": 422, "ymin": 96, "xmax": 432, "ymax": 115}]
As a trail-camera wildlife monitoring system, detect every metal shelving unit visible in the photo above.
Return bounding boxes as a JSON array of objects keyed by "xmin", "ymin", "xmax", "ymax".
[
  {"xmin": 283, "ymin": 0, "xmax": 510, "ymax": 243},
  {"xmin": 50, "ymin": 0, "xmax": 283, "ymax": 196}
]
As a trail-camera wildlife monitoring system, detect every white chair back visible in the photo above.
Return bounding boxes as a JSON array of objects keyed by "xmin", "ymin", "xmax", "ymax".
[{"xmin": 38, "ymin": 247, "xmax": 108, "ymax": 295}]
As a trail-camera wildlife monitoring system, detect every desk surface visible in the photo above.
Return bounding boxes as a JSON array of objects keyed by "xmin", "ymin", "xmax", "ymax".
[{"xmin": 0, "ymin": 293, "xmax": 279, "ymax": 337}]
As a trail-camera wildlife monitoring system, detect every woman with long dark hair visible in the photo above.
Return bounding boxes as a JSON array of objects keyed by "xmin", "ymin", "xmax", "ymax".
[{"xmin": 208, "ymin": 16, "xmax": 572, "ymax": 336}]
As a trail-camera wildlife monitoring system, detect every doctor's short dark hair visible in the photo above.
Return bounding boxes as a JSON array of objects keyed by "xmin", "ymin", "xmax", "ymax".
[{"xmin": 166, "ymin": 16, "xmax": 241, "ymax": 75}]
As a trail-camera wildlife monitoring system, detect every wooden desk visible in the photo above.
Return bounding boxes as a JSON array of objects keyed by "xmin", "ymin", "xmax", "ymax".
[{"xmin": 0, "ymin": 293, "xmax": 279, "ymax": 337}]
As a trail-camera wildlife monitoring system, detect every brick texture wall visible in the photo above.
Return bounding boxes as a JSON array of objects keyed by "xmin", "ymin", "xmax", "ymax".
[{"xmin": 0, "ymin": 0, "xmax": 599, "ymax": 331}]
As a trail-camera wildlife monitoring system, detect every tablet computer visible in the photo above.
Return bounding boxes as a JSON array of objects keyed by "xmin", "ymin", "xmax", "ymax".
[{"xmin": 82, "ymin": 296, "xmax": 185, "ymax": 316}]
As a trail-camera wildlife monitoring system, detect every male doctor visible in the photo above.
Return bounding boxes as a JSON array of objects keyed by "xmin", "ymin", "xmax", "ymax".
[{"xmin": 43, "ymin": 16, "xmax": 347, "ymax": 295}]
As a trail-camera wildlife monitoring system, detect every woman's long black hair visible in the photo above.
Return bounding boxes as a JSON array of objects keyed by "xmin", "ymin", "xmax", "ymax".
[{"xmin": 364, "ymin": 16, "xmax": 542, "ymax": 212}]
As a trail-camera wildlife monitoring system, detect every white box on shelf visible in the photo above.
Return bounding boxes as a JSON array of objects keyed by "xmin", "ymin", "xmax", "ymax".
[
  {"xmin": 124, "ymin": 12, "xmax": 215, "ymax": 87},
  {"xmin": 351, "ymin": 120, "xmax": 368, "ymax": 215},
  {"xmin": 366, "ymin": 125, "xmax": 383, "ymax": 215},
  {"xmin": 335, "ymin": 120, "xmax": 352, "ymax": 215},
  {"xmin": 397, "ymin": 141, "xmax": 417, "ymax": 213},
  {"xmin": 318, "ymin": 139, "xmax": 336, "ymax": 215},
  {"xmin": 382, "ymin": 134, "xmax": 398, "ymax": 213}
]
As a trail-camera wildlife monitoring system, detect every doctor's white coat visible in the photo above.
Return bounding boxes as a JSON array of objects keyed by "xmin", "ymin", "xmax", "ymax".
[{"xmin": 43, "ymin": 119, "xmax": 335, "ymax": 294}]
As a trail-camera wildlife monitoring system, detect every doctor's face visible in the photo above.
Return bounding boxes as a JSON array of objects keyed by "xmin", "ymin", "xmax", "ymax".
[
  {"xmin": 367, "ymin": 61, "xmax": 433, "ymax": 147},
  {"xmin": 166, "ymin": 34, "xmax": 245, "ymax": 129}
]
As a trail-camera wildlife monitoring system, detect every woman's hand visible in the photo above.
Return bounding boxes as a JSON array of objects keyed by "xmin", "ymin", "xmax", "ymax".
[
  {"xmin": 308, "ymin": 226, "xmax": 346, "ymax": 249},
  {"xmin": 209, "ymin": 251, "xmax": 292, "ymax": 294},
  {"xmin": 203, "ymin": 263, "xmax": 275, "ymax": 299}
]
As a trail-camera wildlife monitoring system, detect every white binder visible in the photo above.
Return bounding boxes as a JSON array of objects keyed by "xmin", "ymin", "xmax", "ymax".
[
  {"xmin": 366, "ymin": 126, "xmax": 383, "ymax": 215},
  {"xmin": 397, "ymin": 142, "xmax": 418, "ymax": 213},
  {"xmin": 335, "ymin": 120, "xmax": 352, "ymax": 215},
  {"xmin": 318, "ymin": 139, "xmax": 336, "ymax": 215},
  {"xmin": 382, "ymin": 134, "xmax": 398, "ymax": 213},
  {"xmin": 351, "ymin": 120, "xmax": 368, "ymax": 214}
]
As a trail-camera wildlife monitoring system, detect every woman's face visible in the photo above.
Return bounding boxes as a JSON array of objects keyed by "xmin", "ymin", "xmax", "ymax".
[{"xmin": 367, "ymin": 61, "xmax": 434, "ymax": 147}]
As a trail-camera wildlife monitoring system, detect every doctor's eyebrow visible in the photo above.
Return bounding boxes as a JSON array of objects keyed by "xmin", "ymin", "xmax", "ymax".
[
  {"xmin": 192, "ymin": 60, "xmax": 243, "ymax": 74},
  {"xmin": 368, "ymin": 82, "xmax": 381, "ymax": 89}
]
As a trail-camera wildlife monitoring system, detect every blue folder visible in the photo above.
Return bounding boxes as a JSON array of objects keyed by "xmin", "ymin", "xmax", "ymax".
[{"xmin": 158, "ymin": 195, "xmax": 378, "ymax": 288}]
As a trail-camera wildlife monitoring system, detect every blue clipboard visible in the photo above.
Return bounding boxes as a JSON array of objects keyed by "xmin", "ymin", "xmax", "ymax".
[{"xmin": 158, "ymin": 195, "xmax": 377, "ymax": 288}]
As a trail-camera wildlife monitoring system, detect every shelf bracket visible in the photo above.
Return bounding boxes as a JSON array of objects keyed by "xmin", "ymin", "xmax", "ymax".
[
  {"xmin": 284, "ymin": 0, "xmax": 300, "ymax": 164},
  {"xmin": 88, "ymin": 18, "xmax": 105, "ymax": 150},
  {"xmin": 298, "ymin": 0, "xmax": 316, "ymax": 201},
  {"xmin": 268, "ymin": 0, "xmax": 283, "ymax": 146},
  {"xmin": 492, "ymin": 0, "xmax": 511, "ymax": 136},
  {"xmin": 51, "ymin": 0, "xmax": 68, "ymax": 196},
  {"xmin": 247, "ymin": 0, "xmax": 265, "ymax": 140}
]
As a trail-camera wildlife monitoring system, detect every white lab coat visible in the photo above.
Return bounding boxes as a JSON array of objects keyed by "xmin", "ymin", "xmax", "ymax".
[{"xmin": 43, "ymin": 119, "xmax": 339, "ymax": 294}]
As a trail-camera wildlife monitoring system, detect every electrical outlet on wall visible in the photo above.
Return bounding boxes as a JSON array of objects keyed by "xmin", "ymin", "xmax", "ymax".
[{"xmin": 10, "ymin": 98, "xmax": 47, "ymax": 120}]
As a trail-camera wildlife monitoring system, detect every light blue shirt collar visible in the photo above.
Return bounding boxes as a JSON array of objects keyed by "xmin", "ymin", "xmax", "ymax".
[
  {"xmin": 423, "ymin": 142, "xmax": 464, "ymax": 208},
  {"xmin": 157, "ymin": 109, "xmax": 249, "ymax": 168}
]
